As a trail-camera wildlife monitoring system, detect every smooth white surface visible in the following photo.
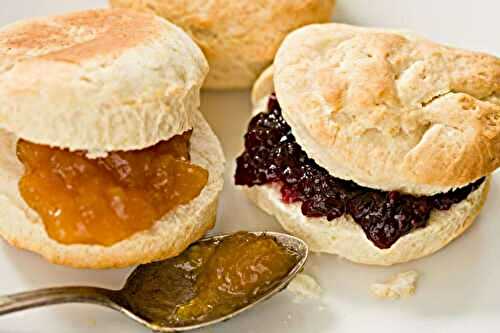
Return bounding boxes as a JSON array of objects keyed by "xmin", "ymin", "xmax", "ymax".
[{"xmin": 0, "ymin": 1, "xmax": 499, "ymax": 332}]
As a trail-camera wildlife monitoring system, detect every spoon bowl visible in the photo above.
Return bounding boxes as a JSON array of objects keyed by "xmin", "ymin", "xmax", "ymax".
[{"xmin": 0, "ymin": 231, "xmax": 308, "ymax": 332}]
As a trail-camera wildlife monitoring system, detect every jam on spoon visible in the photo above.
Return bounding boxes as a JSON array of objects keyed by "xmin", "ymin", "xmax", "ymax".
[{"xmin": 0, "ymin": 231, "xmax": 308, "ymax": 332}]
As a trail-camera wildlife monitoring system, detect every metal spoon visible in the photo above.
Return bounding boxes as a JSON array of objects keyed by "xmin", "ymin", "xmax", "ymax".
[{"xmin": 0, "ymin": 231, "xmax": 308, "ymax": 332}]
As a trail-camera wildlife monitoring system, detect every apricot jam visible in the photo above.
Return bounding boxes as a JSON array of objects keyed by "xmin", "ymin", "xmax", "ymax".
[
  {"xmin": 121, "ymin": 232, "xmax": 300, "ymax": 327},
  {"xmin": 16, "ymin": 132, "xmax": 208, "ymax": 246}
]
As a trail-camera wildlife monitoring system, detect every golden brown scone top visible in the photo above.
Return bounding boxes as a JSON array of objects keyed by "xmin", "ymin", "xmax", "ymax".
[
  {"xmin": 0, "ymin": 9, "xmax": 208, "ymax": 152},
  {"xmin": 0, "ymin": 9, "xmax": 161, "ymax": 63},
  {"xmin": 274, "ymin": 24, "xmax": 500, "ymax": 195},
  {"xmin": 110, "ymin": 0, "xmax": 335, "ymax": 89}
]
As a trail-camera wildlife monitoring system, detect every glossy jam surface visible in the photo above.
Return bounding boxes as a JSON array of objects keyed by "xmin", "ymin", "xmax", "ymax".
[
  {"xmin": 17, "ymin": 132, "xmax": 208, "ymax": 246},
  {"xmin": 121, "ymin": 232, "xmax": 300, "ymax": 327},
  {"xmin": 235, "ymin": 94, "xmax": 484, "ymax": 249}
]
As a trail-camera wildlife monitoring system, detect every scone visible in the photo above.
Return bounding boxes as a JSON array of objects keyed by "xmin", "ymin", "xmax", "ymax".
[
  {"xmin": 235, "ymin": 24, "xmax": 499, "ymax": 266},
  {"xmin": 109, "ymin": 0, "xmax": 336, "ymax": 90},
  {"xmin": 0, "ymin": 9, "xmax": 225, "ymax": 269}
]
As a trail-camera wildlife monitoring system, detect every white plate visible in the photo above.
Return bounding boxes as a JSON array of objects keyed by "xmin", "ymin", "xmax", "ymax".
[{"xmin": 0, "ymin": 1, "xmax": 499, "ymax": 332}]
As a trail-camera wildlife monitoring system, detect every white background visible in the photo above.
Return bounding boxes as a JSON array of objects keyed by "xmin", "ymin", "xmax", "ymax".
[{"xmin": 0, "ymin": 1, "xmax": 499, "ymax": 332}]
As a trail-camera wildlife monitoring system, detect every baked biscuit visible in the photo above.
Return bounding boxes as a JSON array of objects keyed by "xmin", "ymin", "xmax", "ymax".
[
  {"xmin": 235, "ymin": 24, "xmax": 499, "ymax": 265},
  {"xmin": 110, "ymin": 0, "xmax": 336, "ymax": 90}
]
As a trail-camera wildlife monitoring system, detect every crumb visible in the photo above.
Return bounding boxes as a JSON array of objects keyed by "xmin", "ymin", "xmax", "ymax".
[
  {"xmin": 287, "ymin": 273, "xmax": 322, "ymax": 302},
  {"xmin": 371, "ymin": 271, "xmax": 419, "ymax": 300}
]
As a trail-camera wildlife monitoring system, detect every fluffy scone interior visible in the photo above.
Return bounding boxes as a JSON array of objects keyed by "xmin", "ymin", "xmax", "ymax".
[
  {"xmin": 109, "ymin": 0, "xmax": 336, "ymax": 90},
  {"xmin": 0, "ymin": 9, "xmax": 225, "ymax": 268},
  {"xmin": 236, "ymin": 23, "xmax": 499, "ymax": 265}
]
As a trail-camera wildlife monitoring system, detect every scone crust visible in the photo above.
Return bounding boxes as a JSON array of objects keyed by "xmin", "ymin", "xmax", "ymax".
[
  {"xmin": 0, "ymin": 9, "xmax": 208, "ymax": 152},
  {"xmin": 110, "ymin": 0, "xmax": 335, "ymax": 90},
  {"xmin": 274, "ymin": 23, "xmax": 500, "ymax": 195},
  {"xmin": 243, "ymin": 179, "xmax": 490, "ymax": 266},
  {"xmin": 0, "ymin": 111, "xmax": 225, "ymax": 269}
]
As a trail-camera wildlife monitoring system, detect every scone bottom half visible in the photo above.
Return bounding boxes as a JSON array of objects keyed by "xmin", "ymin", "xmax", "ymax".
[{"xmin": 235, "ymin": 94, "xmax": 488, "ymax": 251}]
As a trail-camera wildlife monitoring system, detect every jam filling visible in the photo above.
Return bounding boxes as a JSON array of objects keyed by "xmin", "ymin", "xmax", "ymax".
[
  {"xmin": 121, "ymin": 232, "xmax": 299, "ymax": 327},
  {"xmin": 235, "ymin": 94, "xmax": 484, "ymax": 249},
  {"xmin": 17, "ymin": 132, "xmax": 209, "ymax": 246}
]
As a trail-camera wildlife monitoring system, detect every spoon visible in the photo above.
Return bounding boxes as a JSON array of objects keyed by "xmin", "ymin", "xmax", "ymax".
[{"xmin": 0, "ymin": 231, "xmax": 308, "ymax": 332}]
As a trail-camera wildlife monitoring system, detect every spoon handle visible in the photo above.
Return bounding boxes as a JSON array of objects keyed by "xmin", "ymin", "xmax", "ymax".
[{"xmin": 0, "ymin": 287, "xmax": 120, "ymax": 316}]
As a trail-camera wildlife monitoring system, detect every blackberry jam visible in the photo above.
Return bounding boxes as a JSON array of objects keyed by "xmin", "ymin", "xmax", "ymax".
[{"xmin": 235, "ymin": 94, "xmax": 484, "ymax": 249}]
